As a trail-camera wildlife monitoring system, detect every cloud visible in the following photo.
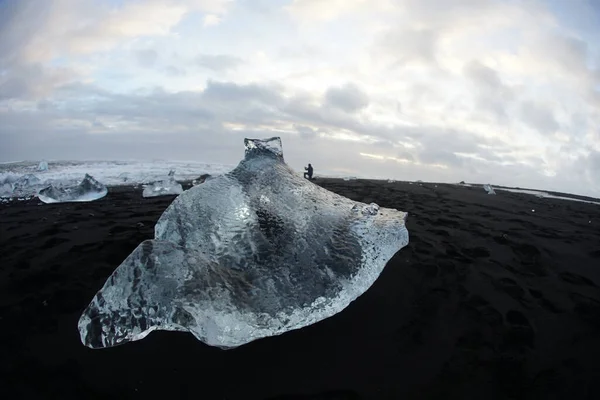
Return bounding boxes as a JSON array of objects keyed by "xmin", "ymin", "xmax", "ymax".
[
  {"xmin": 164, "ymin": 65, "xmax": 187, "ymax": 76},
  {"xmin": 519, "ymin": 101, "xmax": 560, "ymax": 135},
  {"xmin": 135, "ymin": 49, "xmax": 159, "ymax": 68},
  {"xmin": 1, "ymin": 0, "xmax": 600, "ymax": 197},
  {"xmin": 0, "ymin": 64, "xmax": 79, "ymax": 100},
  {"xmin": 377, "ymin": 28, "xmax": 439, "ymax": 66},
  {"xmin": 324, "ymin": 83, "xmax": 369, "ymax": 113},
  {"xmin": 463, "ymin": 60, "xmax": 514, "ymax": 122},
  {"xmin": 0, "ymin": 0, "xmax": 232, "ymax": 66},
  {"xmin": 203, "ymin": 14, "xmax": 222, "ymax": 27},
  {"xmin": 196, "ymin": 54, "xmax": 243, "ymax": 71},
  {"xmin": 294, "ymin": 124, "xmax": 318, "ymax": 139}
]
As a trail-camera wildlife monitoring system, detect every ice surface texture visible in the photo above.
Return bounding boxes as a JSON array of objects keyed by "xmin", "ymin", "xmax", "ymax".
[
  {"xmin": 142, "ymin": 170, "xmax": 184, "ymax": 197},
  {"xmin": 78, "ymin": 137, "xmax": 409, "ymax": 349},
  {"xmin": 38, "ymin": 174, "xmax": 107, "ymax": 203}
]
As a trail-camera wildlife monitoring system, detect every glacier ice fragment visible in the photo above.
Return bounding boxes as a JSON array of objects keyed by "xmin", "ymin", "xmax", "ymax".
[
  {"xmin": 11, "ymin": 174, "xmax": 43, "ymax": 197},
  {"xmin": 483, "ymin": 184, "xmax": 496, "ymax": 195},
  {"xmin": 38, "ymin": 161, "xmax": 48, "ymax": 171},
  {"xmin": 38, "ymin": 174, "xmax": 107, "ymax": 203},
  {"xmin": 78, "ymin": 137, "xmax": 410, "ymax": 349},
  {"xmin": 142, "ymin": 171, "xmax": 183, "ymax": 197}
]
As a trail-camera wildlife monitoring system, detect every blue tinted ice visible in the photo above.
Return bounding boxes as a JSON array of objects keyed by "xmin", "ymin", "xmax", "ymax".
[
  {"xmin": 142, "ymin": 170, "xmax": 183, "ymax": 197},
  {"xmin": 38, "ymin": 174, "xmax": 107, "ymax": 203},
  {"xmin": 78, "ymin": 137, "xmax": 409, "ymax": 349}
]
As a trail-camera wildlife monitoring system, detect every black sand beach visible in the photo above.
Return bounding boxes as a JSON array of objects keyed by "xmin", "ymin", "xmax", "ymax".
[{"xmin": 1, "ymin": 179, "xmax": 600, "ymax": 399}]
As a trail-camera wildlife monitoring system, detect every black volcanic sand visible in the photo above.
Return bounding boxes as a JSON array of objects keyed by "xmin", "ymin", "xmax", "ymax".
[{"xmin": 1, "ymin": 179, "xmax": 600, "ymax": 399}]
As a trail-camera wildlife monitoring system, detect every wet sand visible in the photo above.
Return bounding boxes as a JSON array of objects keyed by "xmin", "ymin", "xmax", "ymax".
[{"xmin": 1, "ymin": 179, "xmax": 600, "ymax": 399}]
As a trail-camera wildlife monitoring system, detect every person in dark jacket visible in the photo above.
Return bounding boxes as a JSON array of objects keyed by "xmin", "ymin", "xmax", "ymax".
[{"xmin": 304, "ymin": 163, "xmax": 313, "ymax": 180}]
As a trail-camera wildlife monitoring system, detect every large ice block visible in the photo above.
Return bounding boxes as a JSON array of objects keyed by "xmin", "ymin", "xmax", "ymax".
[{"xmin": 79, "ymin": 137, "xmax": 410, "ymax": 349}]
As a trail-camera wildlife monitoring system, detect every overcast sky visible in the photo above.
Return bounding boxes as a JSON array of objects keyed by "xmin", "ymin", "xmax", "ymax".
[{"xmin": 1, "ymin": 0, "xmax": 599, "ymax": 196}]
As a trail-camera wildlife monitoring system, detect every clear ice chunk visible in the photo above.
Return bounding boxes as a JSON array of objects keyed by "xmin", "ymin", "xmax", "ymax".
[
  {"xmin": 78, "ymin": 137, "xmax": 410, "ymax": 349},
  {"xmin": 38, "ymin": 161, "xmax": 48, "ymax": 171},
  {"xmin": 12, "ymin": 174, "xmax": 43, "ymax": 197},
  {"xmin": 483, "ymin": 184, "xmax": 496, "ymax": 195},
  {"xmin": 38, "ymin": 174, "xmax": 107, "ymax": 203},
  {"xmin": 0, "ymin": 182, "xmax": 14, "ymax": 197},
  {"xmin": 142, "ymin": 171, "xmax": 183, "ymax": 198}
]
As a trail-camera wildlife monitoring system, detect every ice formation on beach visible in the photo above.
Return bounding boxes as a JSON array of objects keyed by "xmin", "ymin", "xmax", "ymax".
[
  {"xmin": 38, "ymin": 174, "xmax": 107, "ymax": 203},
  {"xmin": 142, "ymin": 170, "xmax": 184, "ymax": 197},
  {"xmin": 483, "ymin": 184, "xmax": 496, "ymax": 195},
  {"xmin": 10, "ymin": 174, "xmax": 44, "ymax": 197},
  {"xmin": 38, "ymin": 161, "xmax": 48, "ymax": 171},
  {"xmin": 78, "ymin": 137, "xmax": 410, "ymax": 349}
]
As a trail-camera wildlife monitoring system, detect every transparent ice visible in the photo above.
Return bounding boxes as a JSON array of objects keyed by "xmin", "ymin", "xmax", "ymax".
[
  {"xmin": 38, "ymin": 161, "xmax": 48, "ymax": 171},
  {"xmin": 11, "ymin": 174, "xmax": 43, "ymax": 197},
  {"xmin": 38, "ymin": 174, "xmax": 107, "ymax": 203},
  {"xmin": 78, "ymin": 137, "xmax": 410, "ymax": 349},
  {"xmin": 483, "ymin": 184, "xmax": 496, "ymax": 195},
  {"xmin": 142, "ymin": 170, "xmax": 183, "ymax": 198}
]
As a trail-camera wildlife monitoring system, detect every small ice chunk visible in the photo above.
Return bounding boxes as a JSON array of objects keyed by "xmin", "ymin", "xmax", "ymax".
[
  {"xmin": 1, "ymin": 182, "xmax": 14, "ymax": 197},
  {"xmin": 38, "ymin": 161, "xmax": 48, "ymax": 171},
  {"xmin": 15, "ymin": 174, "xmax": 41, "ymax": 188},
  {"xmin": 343, "ymin": 176, "xmax": 357, "ymax": 181},
  {"xmin": 142, "ymin": 172, "xmax": 183, "ymax": 197},
  {"xmin": 483, "ymin": 184, "xmax": 496, "ymax": 195},
  {"xmin": 387, "ymin": 179, "xmax": 396, "ymax": 183},
  {"xmin": 12, "ymin": 174, "xmax": 43, "ymax": 197},
  {"xmin": 38, "ymin": 174, "xmax": 107, "ymax": 203}
]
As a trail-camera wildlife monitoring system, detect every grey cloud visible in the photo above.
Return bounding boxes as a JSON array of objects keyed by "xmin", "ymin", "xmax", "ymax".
[
  {"xmin": 2, "ymin": 78, "xmax": 597, "ymax": 196},
  {"xmin": 324, "ymin": 83, "xmax": 369, "ymax": 113},
  {"xmin": 397, "ymin": 150, "xmax": 415, "ymax": 162},
  {"xmin": 379, "ymin": 28, "xmax": 438, "ymax": 66},
  {"xmin": 0, "ymin": 63, "xmax": 77, "ymax": 100},
  {"xmin": 519, "ymin": 101, "xmax": 559, "ymax": 134},
  {"xmin": 294, "ymin": 124, "xmax": 318, "ymax": 139},
  {"xmin": 164, "ymin": 65, "xmax": 187, "ymax": 76},
  {"xmin": 464, "ymin": 60, "xmax": 502, "ymax": 89},
  {"xmin": 0, "ymin": 0, "xmax": 53, "ymax": 68},
  {"xmin": 135, "ymin": 49, "xmax": 158, "ymax": 67},
  {"xmin": 536, "ymin": 34, "xmax": 590, "ymax": 76},
  {"xmin": 418, "ymin": 149, "xmax": 465, "ymax": 168},
  {"xmin": 589, "ymin": 150, "xmax": 600, "ymax": 174},
  {"xmin": 196, "ymin": 54, "xmax": 243, "ymax": 71},
  {"xmin": 463, "ymin": 60, "xmax": 515, "ymax": 122}
]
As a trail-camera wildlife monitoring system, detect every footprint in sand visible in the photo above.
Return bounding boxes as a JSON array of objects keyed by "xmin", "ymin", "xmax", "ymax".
[
  {"xmin": 502, "ymin": 309, "xmax": 535, "ymax": 350},
  {"xmin": 559, "ymin": 271, "xmax": 597, "ymax": 287},
  {"xmin": 528, "ymin": 288, "xmax": 562, "ymax": 313}
]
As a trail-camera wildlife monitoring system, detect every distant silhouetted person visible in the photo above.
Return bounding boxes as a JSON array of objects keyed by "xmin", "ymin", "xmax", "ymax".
[{"xmin": 304, "ymin": 163, "xmax": 313, "ymax": 180}]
